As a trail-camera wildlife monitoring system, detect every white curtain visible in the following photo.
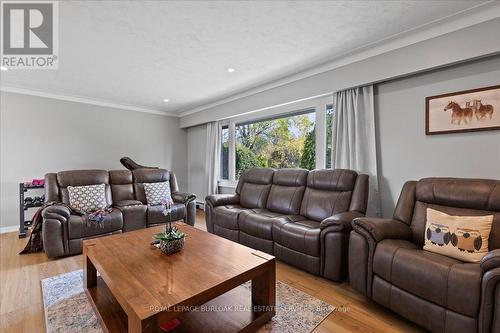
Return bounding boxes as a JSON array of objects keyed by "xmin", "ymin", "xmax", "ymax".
[
  {"xmin": 205, "ymin": 121, "xmax": 221, "ymax": 196},
  {"xmin": 332, "ymin": 85, "xmax": 381, "ymax": 217}
]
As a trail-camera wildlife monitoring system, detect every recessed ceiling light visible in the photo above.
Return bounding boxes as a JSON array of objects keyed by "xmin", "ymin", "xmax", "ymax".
[
  {"xmin": 163, "ymin": 98, "xmax": 169, "ymax": 103},
  {"xmin": 0, "ymin": 66, "xmax": 8, "ymax": 71},
  {"xmin": 227, "ymin": 68, "xmax": 235, "ymax": 73}
]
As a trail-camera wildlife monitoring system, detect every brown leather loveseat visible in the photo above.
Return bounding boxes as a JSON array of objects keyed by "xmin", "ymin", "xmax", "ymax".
[
  {"xmin": 205, "ymin": 167, "xmax": 369, "ymax": 281},
  {"xmin": 349, "ymin": 178, "xmax": 500, "ymax": 333},
  {"xmin": 42, "ymin": 168, "xmax": 196, "ymax": 258}
]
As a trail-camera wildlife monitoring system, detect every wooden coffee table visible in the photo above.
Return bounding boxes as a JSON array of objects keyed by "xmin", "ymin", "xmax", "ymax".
[{"xmin": 83, "ymin": 223, "xmax": 276, "ymax": 333}]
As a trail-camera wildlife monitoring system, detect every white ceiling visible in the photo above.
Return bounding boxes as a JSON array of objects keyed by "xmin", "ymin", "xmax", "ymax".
[{"xmin": 0, "ymin": 0, "xmax": 490, "ymax": 115}]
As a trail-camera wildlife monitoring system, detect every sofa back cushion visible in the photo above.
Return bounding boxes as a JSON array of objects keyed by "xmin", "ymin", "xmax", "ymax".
[
  {"xmin": 109, "ymin": 170, "xmax": 134, "ymax": 202},
  {"xmin": 410, "ymin": 178, "xmax": 500, "ymax": 249},
  {"xmin": 236, "ymin": 168, "xmax": 274, "ymax": 209},
  {"xmin": 56, "ymin": 170, "xmax": 111, "ymax": 205},
  {"xmin": 44, "ymin": 173, "xmax": 60, "ymax": 202},
  {"xmin": 132, "ymin": 169, "xmax": 171, "ymax": 204},
  {"xmin": 266, "ymin": 169, "xmax": 308, "ymax": 214},
  {"xmin": 300, "ymin": 169, "xmax": 358, "ymax": 222}
]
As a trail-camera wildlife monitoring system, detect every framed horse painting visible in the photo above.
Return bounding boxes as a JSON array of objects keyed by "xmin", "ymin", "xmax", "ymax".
[{"xmin": 425, "ymin": 84, "xmax": 500, "ymax": 135}]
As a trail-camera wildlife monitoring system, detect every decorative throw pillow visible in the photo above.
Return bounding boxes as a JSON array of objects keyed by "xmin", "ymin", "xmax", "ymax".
[
  {"xmin": 143, "ymin": 181, "xmax": 171, "ymax": 206},
  {"xmin": 423, "ymin": 208, "xmax": 493, "ymax": 263},
  {"xmin": 67, "ymin": 184, "xmax": 107, "ymax": 212}
]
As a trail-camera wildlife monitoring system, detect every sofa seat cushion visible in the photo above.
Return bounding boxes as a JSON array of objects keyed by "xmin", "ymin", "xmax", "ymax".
[
  {"xmin": 239, "ymin": 209, "xmax": 285, "ymax": 240},
  {"xmin": 147, "ymin": 203, "xmax": 185, "ymax": 225},
  {"xmin": 68, "ymin": 210, "xmax": 123, "ymax": 239},
  {"xmin": 114, "ymin": 200, "xmax": 143, "ymax": 207},
  {"xmin": 272, "ymin": 216, "xmax": 321, "ymax": 257},
  {"xmin": 373, "ymin": 239, "xmax": 482, "ymax": 317},
  {"xmin": 118, "ymin": 204, "xmax": 147, "ymax": 232},
  {"xmin": 213, "ymin": 205, "xmax": 252, "ymax": 230}
]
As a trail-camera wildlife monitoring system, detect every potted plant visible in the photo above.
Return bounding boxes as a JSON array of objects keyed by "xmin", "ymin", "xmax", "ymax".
[{"xmin": 153, "ymin": 197, "xmax": 186, "ymax": 254}]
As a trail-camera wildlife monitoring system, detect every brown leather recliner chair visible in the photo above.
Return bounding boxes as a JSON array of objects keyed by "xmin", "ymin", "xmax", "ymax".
[
  {"xmin": 348, "ymin": 177, "xmax": 500, "ymax": 333},
  {"xmin": 205, "ymin": 167, "xmax": 369, "ymax": 281},
  {"xmin": 42, "ymin": 168, "xmax": 196, "ymax": 258}
]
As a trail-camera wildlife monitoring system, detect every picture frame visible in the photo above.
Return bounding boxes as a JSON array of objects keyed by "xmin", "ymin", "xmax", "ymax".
[{"xmin": 425, "ymin": 84, "xmax": 500, "ymax": 135}]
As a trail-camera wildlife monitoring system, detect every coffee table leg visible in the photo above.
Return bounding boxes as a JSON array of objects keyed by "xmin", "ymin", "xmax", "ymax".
[
  {"xmin": 83, "ymin": 244, "xmax": 97, "ymax": 289},
  {"xmin": 129, "ymin": 315, "xmax": 158, "ymax": 333},
  {"xmin": 251, "ymin": 259, "xmax": 276, "ymax": 316}
]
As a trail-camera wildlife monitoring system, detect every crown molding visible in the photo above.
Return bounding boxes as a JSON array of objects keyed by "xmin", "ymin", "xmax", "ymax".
[
  {"xmin": 0, "ymin": 85, "xmax": 179, "ymax": 117},
  {"xmin": 178, "ymin": 1, "xmax": 500, "ymax": 118}
]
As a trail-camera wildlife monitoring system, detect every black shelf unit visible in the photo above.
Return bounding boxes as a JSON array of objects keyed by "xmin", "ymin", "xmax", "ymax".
[{"xmin": 19, "ymin": 183, "xmax": 44, "ymax": 238}]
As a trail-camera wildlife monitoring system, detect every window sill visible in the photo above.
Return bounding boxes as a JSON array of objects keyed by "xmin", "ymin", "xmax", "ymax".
[{"xmin": 218, "ymin": 180, "xmax": 237, "ymax": 188}]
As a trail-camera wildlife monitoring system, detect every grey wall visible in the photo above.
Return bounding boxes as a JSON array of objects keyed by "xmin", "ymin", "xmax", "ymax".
[
  {"xmin": 376, "ymin": 56, "xmax": 500, "ymax": 217},
  {"xmin": 184, "ymin": 55, "xmax": 500, "ymax": 217},
  {"xmin": 187, "ymin": 124, "xmax": 208, "ymax": 203},
  {"xmin": 180, "ymin": 18, "xmax": 500, "ymax": 128},
  {"xmin": 0, "ymin": 92, "xmax": 188, "ymax": 229}
]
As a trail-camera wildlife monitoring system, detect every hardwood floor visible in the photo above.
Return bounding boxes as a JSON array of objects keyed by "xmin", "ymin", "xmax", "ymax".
[{"xmin": 0, "ymin": 210, "xmax": 425, "ymax": 333}]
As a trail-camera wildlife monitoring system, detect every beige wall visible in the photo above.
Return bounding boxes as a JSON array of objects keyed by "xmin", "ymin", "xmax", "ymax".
[{"xmin": 0, "ymin": 92, "xmax": 188, "ymax": 230}]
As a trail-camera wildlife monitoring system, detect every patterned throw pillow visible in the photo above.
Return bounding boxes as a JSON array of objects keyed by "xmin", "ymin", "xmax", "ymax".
[
  {"xmin": 143, "ymin": 181, "xmax": 171, "ymax": 206},
  {"xmin": 67, "ymin": 184, "xmax": 108, "ymax": 212},
  {"xmin": 423, "ymin": 208, "xmax": 493, "ymax": 263}
]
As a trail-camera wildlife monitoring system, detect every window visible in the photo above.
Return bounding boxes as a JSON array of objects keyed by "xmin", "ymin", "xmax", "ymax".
[
  {"xmin": 235, "ymin": 111, "xmax": 316, "ymax": 178},
  {"xmin": 325, "ymin": 104, "xmax": 334, "ymax": 169},
  {"xmin": 218, "ymin": 96, "xmax": 331, "ymax": 185},
  {"xmin": 220, "ymin": 125, "xmax": 229, "ymax": 179}
]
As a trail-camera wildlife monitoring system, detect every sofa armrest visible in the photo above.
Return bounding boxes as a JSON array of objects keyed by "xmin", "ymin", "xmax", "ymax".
[
  {"xmin": 205, "ymin": 194, "xmax": 240, "ymax": 207},
  {"xmin": 171, "ymin": 192, "xmax": 196, "ymax": 205},
  {"xmin": 481, "ymin": 249, "xmax": 500, "ymax": 272},
  {"xmin": 480, "ymin": 267, "xmax": 500, "ymax": 332},
  {"xmin": 320, "ymin": 211, "xmax": 365, "ymax": 281},
  {"xmin": 42, "ymin": 204, "xmax": 71, "ymax": 222},
  {"xmin": 320, "ymin": 211, "xmax": 365, "ymax": 231},
  {"xmin": 352, "ymin": 217, "xmax": 411, "ymax": 242},
  {"xmin": 42, "ymin": 204, "xmax": 71, "ymax": 258}
]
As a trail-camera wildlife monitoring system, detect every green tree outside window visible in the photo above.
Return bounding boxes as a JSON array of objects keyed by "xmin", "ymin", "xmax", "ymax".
[{"xmin": 235, "ymin": 113, "xmax": 316, "ymax": 178}]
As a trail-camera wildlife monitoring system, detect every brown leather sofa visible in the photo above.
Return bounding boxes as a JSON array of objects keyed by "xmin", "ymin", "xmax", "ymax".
[
  {"xmin": 205, "ymin": 167, "xmax": 369, "ymax": 281},
  {"xmin": 348, "ymin": 177, "xmax": 500, "ymax": 333},
  {"xmin": 42, "ymin": 168, "xmax": 196, "ymax": 258}
]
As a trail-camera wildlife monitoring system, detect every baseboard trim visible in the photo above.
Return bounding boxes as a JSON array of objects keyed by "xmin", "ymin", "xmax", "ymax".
[{"xmin": 0, "ymin": 225, "xmax": 19, "ymax": 234}]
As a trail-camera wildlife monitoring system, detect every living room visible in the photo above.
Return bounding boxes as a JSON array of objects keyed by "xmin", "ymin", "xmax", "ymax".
[{"xmin": 0, "ymin": 1, "xmax": 499, "ymax": 332}]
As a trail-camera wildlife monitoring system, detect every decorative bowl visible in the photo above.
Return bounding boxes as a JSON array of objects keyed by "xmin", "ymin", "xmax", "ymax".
[{"xmin": 158, "ymin": 237, "xmax": 185, "ymax": 254}]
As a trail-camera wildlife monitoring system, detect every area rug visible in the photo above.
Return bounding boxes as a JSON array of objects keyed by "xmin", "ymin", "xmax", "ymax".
[{"xmin": 41, "ymin": 270, "xmax": 333, "ymax": 333}]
